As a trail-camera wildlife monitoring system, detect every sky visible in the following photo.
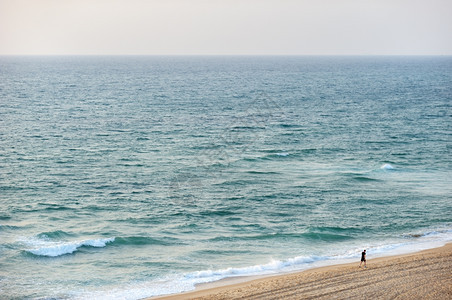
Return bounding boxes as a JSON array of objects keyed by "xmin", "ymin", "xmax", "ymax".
[{"xmin": 1, "ymin": 0, "xmax": 451, "ymax": 55}]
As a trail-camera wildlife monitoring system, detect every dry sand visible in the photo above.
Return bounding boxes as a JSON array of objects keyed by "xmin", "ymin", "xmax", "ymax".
[{"xmin": 153, "ymin": 243, "xmax": 451, "ymax": 300}]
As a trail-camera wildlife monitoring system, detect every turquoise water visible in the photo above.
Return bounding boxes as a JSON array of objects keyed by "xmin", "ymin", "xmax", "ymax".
[{"xmin": 0, "ymin": 56, "xmax": 451, "ymax": 299}]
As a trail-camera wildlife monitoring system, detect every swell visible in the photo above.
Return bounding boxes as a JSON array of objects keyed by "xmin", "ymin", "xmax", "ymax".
[{"xmin": 208, "ymin": 229, "xmax": 356, "ymax": 243}]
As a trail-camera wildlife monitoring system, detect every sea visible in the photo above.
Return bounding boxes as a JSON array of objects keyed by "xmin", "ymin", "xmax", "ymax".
[{"xmin": 0, "ymin": 56, "xmax": 451, "ymax": 299}]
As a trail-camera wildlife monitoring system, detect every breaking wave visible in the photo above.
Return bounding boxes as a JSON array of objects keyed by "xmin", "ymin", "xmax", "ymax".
[
  {"xmin": 381, "ymin": 163, "xmax": 395, "ymax": 170},
  {"xmin": 25, "ymin": 237, "xmax": 115, "ymax": 257}
]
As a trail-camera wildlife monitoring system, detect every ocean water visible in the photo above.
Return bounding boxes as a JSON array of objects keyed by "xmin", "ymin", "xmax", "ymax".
[{"xmin": 0, "ymin": 56, "xmax": 451, "ymax": 299}]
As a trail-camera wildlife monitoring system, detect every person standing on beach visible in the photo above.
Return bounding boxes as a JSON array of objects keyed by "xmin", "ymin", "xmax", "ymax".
[{"xmin": 359, "ymin": 250, "xmax": 367, "ymax": 268}]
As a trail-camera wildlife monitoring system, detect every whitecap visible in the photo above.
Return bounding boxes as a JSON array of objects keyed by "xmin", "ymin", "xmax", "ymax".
[
  {"xmin": 380, "ymin": 163, "xmax": 394, "ymax": 170},
  {"xmin": 276, "ymin": 152, "xmax": 289, "ymax": 157},
  {"xmin": 26, "ymin": 237, "xmax": 115, "ymax": 257}
]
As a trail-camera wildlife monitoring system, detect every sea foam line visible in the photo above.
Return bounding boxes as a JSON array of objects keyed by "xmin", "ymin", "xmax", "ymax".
[
  {"xmin": 186, "ymin": 255, "xmax": 322, "ymax": 280},
  {"xmin": 71, "ymin": 255, "xmax": 327, "ymax": 300}
]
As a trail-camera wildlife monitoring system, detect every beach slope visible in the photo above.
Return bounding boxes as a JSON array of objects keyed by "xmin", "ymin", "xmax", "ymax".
[{"xmin": 154, "ymin": 244, "xmax": 451, "ymax": 300}]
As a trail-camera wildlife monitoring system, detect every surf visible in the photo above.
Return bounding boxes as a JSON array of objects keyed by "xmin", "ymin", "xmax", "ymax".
[{"xmin": 25, "ymin": 237, "xmax": 115, "ymax": 257}]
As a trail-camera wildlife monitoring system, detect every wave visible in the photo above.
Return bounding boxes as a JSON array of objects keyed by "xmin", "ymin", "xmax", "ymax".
[
  {"xmin": 186, "ymin": 229, "xmax": 452, "ymax": 285},
  {"xmin": 276, "ymin": 152, "xmax": 289, "ymax": 156},
  {"xmin": 209, "ymin": 230, "xmax": 355, "ymax": 243},
  {"xmin": 278, "ymin": 123, "xmax": 303, "ymax": 129},
  {"xmin": 25, "ymin": 237, "xmax": 115, "ymax": 257},
  {"xmin": 0, "ymin": 224, "xmax": 21, "ymax": 231},
  {"xmin": 245, "ymin": 170, "xmax": 281, "ymax": 175},
  {"xmin": 76, "ymin": 254, "xmax": 330, "ymax": 299},
  {"xmin": 23, "ymin": 235, "xmax": 178, "ymax": 257},
  {"xmin": 403, "ymin": 228, "xmax": 452, "ymax": 240},
  {"xmin": 187, "ymin": 255, "xmax": 323, "ymax": 280},
  {"xmin": 230, "ymin": 125, "xmax": 265, "ymax": 131},
  {"xmin": 353, "ymin": 176, "xmax": 380, "ymax": 182},
  {"xmin": 238, "ymin": 150, "xmax": 295, "ymax": 162},
  {"xmin": 308, "ymin": 225, "xmax": 360, "ymax": 234},
  {"xmin": 208, "ymin": 233, "xmax": 291, "ymax": 242},
  {"xmin": 381, "ymin": 163, "xmax": 395, "ymax": 170},
  {"xmin": 37, "ymin": 230, "xmax": 74, "ymax": 239},
  {"xmin": 214, "ymin": 179, "xmax": 258, "ymax": 186},
  {"xmin": 198, "ymin": 209, "xmax": 238, "ymax": 217},
  {"xmin": 113, "ymin": 236, "xmax": 175, "ymax": 246},
  {"xmin": 303, "ymin": 233, "xmax": 354, "ymax": 242}
]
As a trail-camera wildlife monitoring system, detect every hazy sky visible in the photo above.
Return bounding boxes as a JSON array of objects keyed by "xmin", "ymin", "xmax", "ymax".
[{"xmin": 1, "ymin": 0, "xmax": 451, "ymax": 55}]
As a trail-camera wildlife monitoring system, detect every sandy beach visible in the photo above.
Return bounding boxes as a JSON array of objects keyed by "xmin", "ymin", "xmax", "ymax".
[{"xmin": 153, "ymin": 243, "xmax": 452, "ymax": 300}]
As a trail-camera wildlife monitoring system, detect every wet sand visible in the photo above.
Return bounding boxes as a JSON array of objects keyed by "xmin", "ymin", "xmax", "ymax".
[{"xmin": 153, "ymin": 243, "xmax": 451, "ymax": 300}]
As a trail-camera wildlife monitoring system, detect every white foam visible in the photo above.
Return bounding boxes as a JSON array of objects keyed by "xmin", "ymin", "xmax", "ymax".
[
  {"xmin": 276, "ymin": 152, "xmax": 289, "ymax": 156},
  {"xmin": 381, "ymin": 163, "xmax": 394, "ymax": 170},
  {"xmin": 26, "ymin": 237, "xmax": 115, "ymax": 257},
  {"xmin": 346, "ymin": 228, "xmax": 452, "ymax": 259},
  {"xmin": 70, "ymin": 255, "xmax": 326, "ymax": 300},
  {"xmin": 187, "ymin": 255, "xmax": 321, "ymax": 280},
  {"xmin": 71, "ymin": 277, "xmax": 195, "ymax": 300}
]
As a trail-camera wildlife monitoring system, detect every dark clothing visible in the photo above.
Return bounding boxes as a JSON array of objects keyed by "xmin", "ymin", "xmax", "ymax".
[{"xmin": 361, "ymin": 251, "xmax": 366, "ymax": 262}]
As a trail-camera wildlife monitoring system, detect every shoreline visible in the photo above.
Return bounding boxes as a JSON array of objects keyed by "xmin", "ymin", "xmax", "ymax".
[{"xmin": 150, "ymin": 243, "xmax": 452, "ymax": 299}]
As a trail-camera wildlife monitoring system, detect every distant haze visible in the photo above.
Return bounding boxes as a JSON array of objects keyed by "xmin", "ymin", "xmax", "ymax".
[{"xmin": 1, "ymin": 0, "xmax": 451, "ymax": 55}]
